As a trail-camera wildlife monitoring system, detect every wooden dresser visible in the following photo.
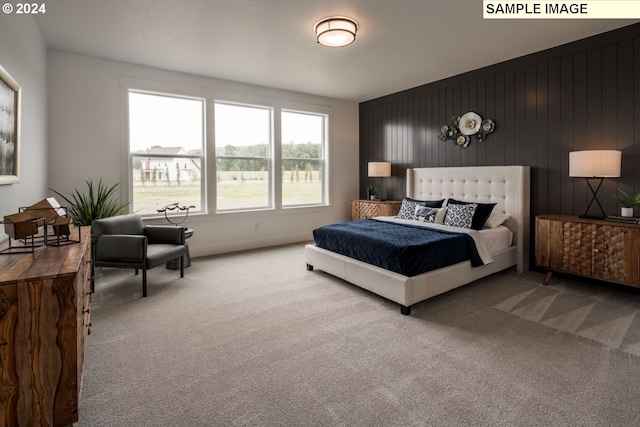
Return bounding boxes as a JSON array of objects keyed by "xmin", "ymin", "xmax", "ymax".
[
  {"xmin": 0, "ymin": 227, "xmax": 91, "ymax": 427},
  {"xmin": 351, "ymin": 199, "xmax": 402, "ymax": 220},
  {"xmin": 536, "ymin": 214, "xmax": 640, "ymax": 287}
]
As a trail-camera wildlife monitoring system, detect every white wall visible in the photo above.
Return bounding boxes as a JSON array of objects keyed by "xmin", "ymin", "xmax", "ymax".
[
  {"xmin": 47, "ymin": 51, "xmax": 359, "ymax": 257},
  {"xmin": 0, "ymin": 14, "xmax": 48, "ymax": 242}
]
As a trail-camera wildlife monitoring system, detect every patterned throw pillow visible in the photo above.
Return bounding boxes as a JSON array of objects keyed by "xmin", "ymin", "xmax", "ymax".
[
  {"xmin": 415, "ymin": 206, "xmax": 446, "ymax": 224},
  {"xmin": 397, "ymin": 198, "xmax": 445, "ymax": 220},
  {"xmin": 446, "ymin": 199, "xmax": 496, "ymax": 230},
  {"xmin": 444, "ymin": 203, "xmax": 477, "ymax": 229}
]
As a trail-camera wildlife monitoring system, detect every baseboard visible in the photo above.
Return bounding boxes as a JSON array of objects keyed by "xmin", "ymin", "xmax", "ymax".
[{"xmin": 190, "ymin": 232, "xmax": 313, "ymax": 258}]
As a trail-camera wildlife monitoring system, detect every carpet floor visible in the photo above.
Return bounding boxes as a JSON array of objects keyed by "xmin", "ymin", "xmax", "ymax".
[{"xmin": 79, "ymin": 243, "xmax": 640, "ymax": 426}]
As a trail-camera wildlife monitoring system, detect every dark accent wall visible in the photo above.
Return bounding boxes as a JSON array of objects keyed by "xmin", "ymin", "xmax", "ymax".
[{"xmin": 360, "ymin": 24, "xmax": 640, "ymax": 227}]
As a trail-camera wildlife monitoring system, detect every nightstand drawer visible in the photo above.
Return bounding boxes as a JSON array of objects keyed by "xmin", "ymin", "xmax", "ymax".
[{"xmin": 351, "ymin": 200, "xmax": 401, "ymax": 220}]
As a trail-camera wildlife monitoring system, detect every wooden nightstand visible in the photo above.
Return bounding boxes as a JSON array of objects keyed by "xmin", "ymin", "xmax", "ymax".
[
  {"xmin": 536, "ymin": 214, "xmax": 640, "ymax": 287},
  {"xmin": 351, "ymin": 199, "xmax": 402, "ymax": 220}
]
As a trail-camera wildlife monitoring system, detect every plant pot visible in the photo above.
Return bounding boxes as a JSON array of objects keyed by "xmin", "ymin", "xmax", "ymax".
[
  {"xmin": 621, "ymin": 207, "xmax": 634, "ymax": 217},
  {"xmin": 369, "ymin": 195, "xmax": 376, "ymax": 200}
]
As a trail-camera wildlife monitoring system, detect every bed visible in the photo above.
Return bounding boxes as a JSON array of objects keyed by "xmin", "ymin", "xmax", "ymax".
[{"xmin": 305, "ymin": 166, "xmax": 531, "ymax": 315}]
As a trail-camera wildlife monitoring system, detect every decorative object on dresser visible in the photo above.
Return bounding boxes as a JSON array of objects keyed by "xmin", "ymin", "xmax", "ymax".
[
  {"xmin": 536, "ymin": 214, "xmax": 640, "ymax": 287},
  {"xmin": 0, "ymin": 198, "xmax": 80, "ymax": 254},
  {"xmin": 0, "ymin": 63, "xmax": 21, "ymax": 185},
  {"xmin": 568, "ymin": 150, "xmax": 621, "ymax": 219},
  {"xmin": 366, "ymin": 184, "xmax": 377, "ymax": 200},
  {"xmin": 612, "ymin": 189, "xmax": 640, "ymax": 218},
  {"xmin": 367, "ymin": 161, "xmax": 391, "ymax": 200},
  {"xmin": 439, "ymin": 112, "xmax": 495, "ymax": 148},
  {"xmin": 351, "ymin": 199, "xmax": 401, "ymax": 220},
  {"xmin": 0, "ymin": 226, "xmax": 91, "ymax": 426}
]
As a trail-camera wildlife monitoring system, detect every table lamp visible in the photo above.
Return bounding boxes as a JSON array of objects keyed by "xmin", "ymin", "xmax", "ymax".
[
  {"xmin": 569, "ymin": 150, "xmax": 621, "ymax": 219},
  {"xmin": 368, "ymin": 162, "xmax": 391, "ymax": 200}
]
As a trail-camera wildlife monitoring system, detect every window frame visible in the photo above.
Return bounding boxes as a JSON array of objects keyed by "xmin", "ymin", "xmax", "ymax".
[
  {"xmin": 280, "ymin": 108, "xmax": 328, "ymax": 208},
  {"xmin": 213, "ymin": 101, "xmax": 274, "ymax": 212},
  {"xmin": 121, "ymin": 77, "xmax": 332, "ymax": 218},
  {"xmin": 127, "ymin": 89, "xmax": 207, "ymax": 217}
]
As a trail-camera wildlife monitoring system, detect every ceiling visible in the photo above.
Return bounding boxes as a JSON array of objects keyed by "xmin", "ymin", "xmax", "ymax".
[{"xmin": 34, "ymin": 1, "xmax": 638, "ymax": 102}]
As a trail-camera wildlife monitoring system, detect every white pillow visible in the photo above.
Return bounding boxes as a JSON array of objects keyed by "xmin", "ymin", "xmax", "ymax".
[
  {"xmin": 415, "ymin": 206, "xmax": 447, "ymax": 224},
  {"xmin": 444, "ymin": 203, "xmax": 477, "ymax": 229},
  {"xmin": 484, "ymin": 211, "xmax": 510, "ymax": 228}
]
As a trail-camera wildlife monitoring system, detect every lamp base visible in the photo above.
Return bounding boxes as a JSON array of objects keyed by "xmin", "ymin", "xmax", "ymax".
[
  {"xmin": 580, "ymin": 177, "xmax": 607, "ymax": 220},
  {"xmin": 579, "ymin": 214, "xmax": 606, "ymax": 220}
]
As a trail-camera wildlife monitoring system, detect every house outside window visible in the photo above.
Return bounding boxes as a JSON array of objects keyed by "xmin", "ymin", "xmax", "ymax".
[{"xmin": 128, "ymin": 91, "xmax": 205, "ymax": 215}]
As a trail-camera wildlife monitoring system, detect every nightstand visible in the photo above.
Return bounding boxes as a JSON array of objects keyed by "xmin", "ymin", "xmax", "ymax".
[{"xmin": 351, "ymin": 199, "xmax": 401, "ymax": 220}]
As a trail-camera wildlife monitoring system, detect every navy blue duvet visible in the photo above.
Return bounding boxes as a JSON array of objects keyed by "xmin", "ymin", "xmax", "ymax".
[{"xmin": 312, "ymin": 219, "xmax": 483, "ymax": 277}]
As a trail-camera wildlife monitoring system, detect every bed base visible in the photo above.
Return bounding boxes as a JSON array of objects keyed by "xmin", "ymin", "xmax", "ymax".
[{"xmin": 305, "ymin": 244, "xmax": 517, "ymax": 315}]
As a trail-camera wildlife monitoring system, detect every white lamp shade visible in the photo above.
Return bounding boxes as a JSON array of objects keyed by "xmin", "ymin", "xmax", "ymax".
[
  {"xmin": 368, "ymin": 162, "xmax": 391, "ymax": 178},
  {"xmin": 315, "ymin": 17, "xmax": 358, "ymax": 47},
  {"xmin": 569, "ymin": 150, "xmax": 621, "ymax": 178}
]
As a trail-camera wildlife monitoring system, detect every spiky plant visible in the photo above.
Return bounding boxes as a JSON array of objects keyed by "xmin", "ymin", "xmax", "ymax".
[
  {"xmin": 49, "ymin": 179, "xmax": 129, "ymax": 226},
  {"xmin": 613, "ymin": 189, "xmax": 640, "ymax": 209}
]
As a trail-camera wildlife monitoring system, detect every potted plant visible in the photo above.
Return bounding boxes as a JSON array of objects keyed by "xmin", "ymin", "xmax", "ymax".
[
  {"xmin": 49, "ymin": 179, "xmax": 130, "ymax": 226},
  {"xmin": 367, "ymin": 185, "xmax": 378, "ymax": 200},
  {"xmin": 613, "ymin": 189, "xmax": 640, "ymax": 217}
]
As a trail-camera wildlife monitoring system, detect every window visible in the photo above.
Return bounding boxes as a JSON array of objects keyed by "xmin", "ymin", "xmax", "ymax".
[
  {"xmin": 214, "ymin": 102, "xmax": 272, "ymax": 211},
  {"xmin": 281, "ymin": 111, "xmax": 326, "ymax": 206},
  {"xmin": 126, "ymin": 83, "xmax": 329, "ymax": 216},
  {"xmin": 128, "ymin": 91, "xmax": 205, "ymax": 215}
]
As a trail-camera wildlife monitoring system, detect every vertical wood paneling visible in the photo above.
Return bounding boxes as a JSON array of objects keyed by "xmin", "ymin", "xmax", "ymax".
[
  {"xmin": 359, "ymin": 24, "xmax": 640, "ymax": 225},
  {"xmin": 572, "ymin": 51, "xmax": 589, "ymax": 214},
  {"xmin": 634, "ymin": 36, "xmax": 640, "ymax": 200},
  {"xmin": 617, "ymin": 38, "xmax": 634, "ymax": 198},
  {"xmin": 536, "ymin": 61, "xmax": 549, "ymax": 215},
  {"xmin": 494, "ymin": 72, "xmax": 505, "ymax": 165},
  {"xmin": 547, "ymin": 58, "xmax": 562, "ymax": 215},
  {"xmin": 602, "ymin": 43, "xmax": 618, "ymax": 215},
  {"xmin": 504, "ymin": 69, "xmax": 515, "ymax": 165},
  {"xmin": 560, "ymin": 55, "xmax": 574, "ymax": 215}
]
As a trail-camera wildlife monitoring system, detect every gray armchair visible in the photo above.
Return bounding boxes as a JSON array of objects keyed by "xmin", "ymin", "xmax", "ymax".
[{"xmin": 91, "ymin": 214, "xmax": 186, "ymax": 297}]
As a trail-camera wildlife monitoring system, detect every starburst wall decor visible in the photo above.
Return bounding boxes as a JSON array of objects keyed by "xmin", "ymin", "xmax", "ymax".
[{"xmin": 439, "ymin": 111, "xmax": 495, "ymax": 148}]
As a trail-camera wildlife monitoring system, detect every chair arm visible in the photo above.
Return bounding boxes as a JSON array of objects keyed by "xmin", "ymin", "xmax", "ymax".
[
  {"xmin": 144, "ymin": 225, "xmax": 185, "ymax": 245},
  {"xmin": 95, "ymin": 235, "xmax": 147, "ymax": 261}
]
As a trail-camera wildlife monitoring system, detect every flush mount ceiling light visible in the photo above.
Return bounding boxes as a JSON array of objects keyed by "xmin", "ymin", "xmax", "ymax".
[{"xmin": 315, "ymin": 16, "xmax": 358, "ymax": 47}]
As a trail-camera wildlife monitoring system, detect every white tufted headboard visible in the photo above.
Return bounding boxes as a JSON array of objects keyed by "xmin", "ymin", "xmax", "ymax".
[{"xmin": 407, "ymin": 166, "xmax": 531, "ymax": 272}]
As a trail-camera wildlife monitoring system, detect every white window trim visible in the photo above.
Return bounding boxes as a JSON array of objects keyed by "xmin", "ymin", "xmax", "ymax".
[
  {"xmin": 120, "ymin": 76, "xmax": 333, "ymax": 217},
  {"xmin": 125, "ymin": 88, "xmax": 207, "ymax": 217}
]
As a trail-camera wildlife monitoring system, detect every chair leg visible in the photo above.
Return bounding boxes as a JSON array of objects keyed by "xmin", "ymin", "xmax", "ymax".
[
  {"xmin": 135, "ymin": 268, "xmax": 139, "ymax": 275},
  {"xmin": 142, "ymin": 268, "xmax": 147, "ymax": 297},
  {"xmin": 180, "ymin": 255, "xmax": 184, "ymax": 278}
]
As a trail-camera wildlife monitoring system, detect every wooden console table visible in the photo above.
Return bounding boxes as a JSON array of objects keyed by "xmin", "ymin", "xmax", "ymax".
[
  {"xmin": 0, "ymin": 227, "xmax": 91, "ymax": 427},
  {"xmin": 536, "ymin": 214, "xmax": 640, "ymax": 287}
]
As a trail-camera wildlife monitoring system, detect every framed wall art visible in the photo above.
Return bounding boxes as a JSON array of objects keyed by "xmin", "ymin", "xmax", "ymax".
[{"xmin": 0, "ymin": 64, "xmax": 20, "ymax": 185}]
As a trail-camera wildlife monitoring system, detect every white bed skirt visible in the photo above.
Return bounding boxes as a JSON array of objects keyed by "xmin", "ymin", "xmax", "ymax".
[{"xmin": 305, "ymin": 244, "xmax": 517, "ymax": 311}]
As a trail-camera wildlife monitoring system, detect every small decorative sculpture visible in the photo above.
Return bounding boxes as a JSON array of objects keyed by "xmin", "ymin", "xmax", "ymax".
[
  {"xmin": 440, "ymin": 111, "xmax": 495, "ymax": 148},
  {"xmin": 157, "ymin": 203, "xmax": 195, "ymax": 226}
]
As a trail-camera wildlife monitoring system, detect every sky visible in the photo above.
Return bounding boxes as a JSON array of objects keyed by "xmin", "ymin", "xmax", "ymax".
[{"xmin": 128, "ymin": 92, "xmax": 324, "ymax": 153}]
